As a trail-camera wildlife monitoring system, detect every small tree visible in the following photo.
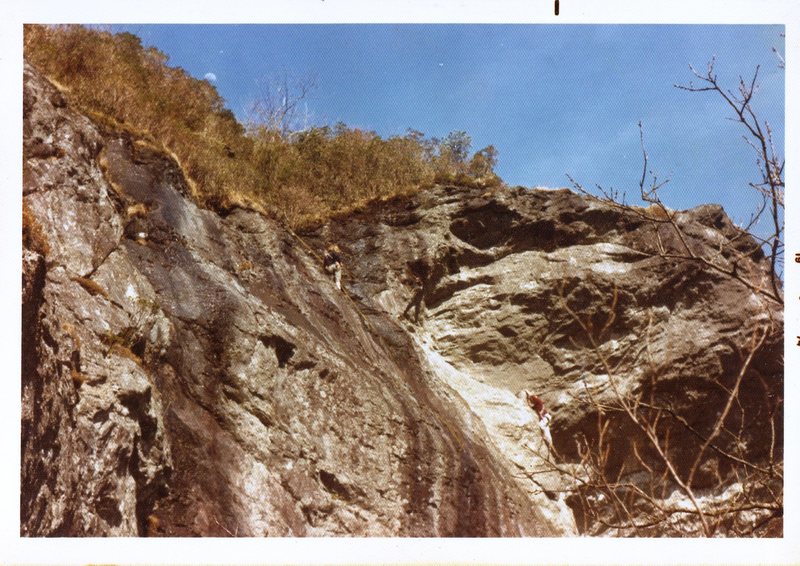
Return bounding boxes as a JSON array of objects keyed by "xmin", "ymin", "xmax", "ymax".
[
  {"xmin": 246, "ymin": 70, "xmax": 316, "ymax": 138},
  {"xmin": 468, "ymin": 145, "xmax": 498, "ymax": 178},
  {"xmin": 436, "ymin": 130, "xmax": 472, "ymax": 173},
  {"xmin": 442, "ymin": 130, "xmax": 472, "ymax": 163}
]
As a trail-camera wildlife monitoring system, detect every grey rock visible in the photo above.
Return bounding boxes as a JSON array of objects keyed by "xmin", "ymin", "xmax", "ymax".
[
  {"xmin": 312, "ymin": 184, "xmax": 782, "ymax": 536},
  {"xmin": 21, "ymin": 63, "xmax": 558, "ymax": 537},
  {"xmin": 22, "ymin": 61, "xmax": 782, "ymax": 538}
]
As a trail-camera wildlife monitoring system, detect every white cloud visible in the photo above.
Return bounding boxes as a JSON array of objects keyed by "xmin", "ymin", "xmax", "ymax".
[{"xmin": 204, "ymin": 72, "xmax": 217, "ymax": 82}]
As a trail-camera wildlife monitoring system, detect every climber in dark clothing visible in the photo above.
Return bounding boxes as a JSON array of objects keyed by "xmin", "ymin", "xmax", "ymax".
[
  {"xmin": 323, "ymin": 244, "xmax": 343, "ymax": 290},
  {"xmin": 403, "ymin": 255, "xmax": 445, "ymax": 324}
]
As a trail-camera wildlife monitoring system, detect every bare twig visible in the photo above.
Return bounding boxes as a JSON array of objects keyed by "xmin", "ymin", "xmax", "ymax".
[
  {"xmin": 687, "ymin": 326, "xmax": 769, "ymax": 487},
  {"xmin": 675, "ymin": 59, "xmax": 783, "ymax": 299}
]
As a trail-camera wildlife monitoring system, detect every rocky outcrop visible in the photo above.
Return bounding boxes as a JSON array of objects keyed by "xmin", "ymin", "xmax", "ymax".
[
  {"xmin": 308, "ymin": 185, "xmax": 783, "ymax": 536},
  {"xmin": 22, "ymin": 64, "xmax": 171, "ymax": 536},
  {"xmin": 22, "ymin": 62, "xmax": 782, "ymax": 537},
  {"xmin": 22, "ymin": 63, "xmax": 564, "ymax": 537}
]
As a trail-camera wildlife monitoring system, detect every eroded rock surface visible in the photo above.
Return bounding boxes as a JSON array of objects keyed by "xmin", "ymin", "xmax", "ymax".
[
  {"xmin": 22, "ymin": 62, "xmax": 782, "ymax": 537},
  {"xmin": 22, "ymin": 64, "xmax": 170, "ymax": 536},
  {"xmin": 22, "ymin": 63, "xmax": 562, "ymax": 537},
  {"xmin": 310, "ymin": 184, "xmax": 782, "ymax": 536}
]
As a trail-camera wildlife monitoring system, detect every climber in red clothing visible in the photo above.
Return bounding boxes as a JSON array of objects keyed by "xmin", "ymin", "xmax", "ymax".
[{"xmin": 525, "ymin": 391, "xmax": 553, "ymax": 447}]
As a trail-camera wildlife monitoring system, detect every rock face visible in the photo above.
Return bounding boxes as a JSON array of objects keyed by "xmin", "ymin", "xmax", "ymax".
[
  {"xmin": 22, "ymin": 63, "xmax": 561, "ymax": 537},
  {"xmin": 309, "ymin": 187, "xmax": 783, "ymax": 536},
  {"xmin": 22, "ymin": 63, "xmax": 782, "ymax": 537}
]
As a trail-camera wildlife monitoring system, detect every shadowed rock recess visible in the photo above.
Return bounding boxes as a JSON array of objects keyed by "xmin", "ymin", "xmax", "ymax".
[{"xmin": 22, "ymin": 63, "xmax": 782, "ymax": 537}]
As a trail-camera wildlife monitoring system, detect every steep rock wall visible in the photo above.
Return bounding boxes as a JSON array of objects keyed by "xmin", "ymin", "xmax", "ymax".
[
  {"xmin": 21, "ymin": 63, "xmax": 565, "ymax": 536},
  {"xmin": 22, "ymin": 61, "xmax": 782, "ymax": 537},
  {"xmin": 308, "ymin": 183, "xmax": 782, "ymax": 536}
]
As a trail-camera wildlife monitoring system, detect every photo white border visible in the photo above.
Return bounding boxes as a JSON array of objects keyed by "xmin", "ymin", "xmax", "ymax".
[{"xmin": 1, "ymin": 1, "xmax": 796, "ymax": 564}]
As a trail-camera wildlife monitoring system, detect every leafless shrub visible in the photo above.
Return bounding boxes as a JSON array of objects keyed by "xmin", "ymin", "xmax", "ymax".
[
  {"xmin": 675, "ymin": 58, "xmax": 784, "ymax": 298},
  {"xmin": 536, "ymin": 279, "xmax": 783, "ymax": 537},
  {"xmin": 569, "ymin": 58, "xmax": 784, "ymax": 306},
  {"xmin": 245, "ymin": 71, "xmax": 317, "ymax": 138},
  {"xmin": 554, "ymin": 58, "xmax": 784, "ymax": 534}
]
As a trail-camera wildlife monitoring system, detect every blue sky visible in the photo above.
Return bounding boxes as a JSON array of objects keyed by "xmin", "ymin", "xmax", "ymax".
[{"xmin": 109, "ymin": 24, "xmax": 784, "ymax": 231}]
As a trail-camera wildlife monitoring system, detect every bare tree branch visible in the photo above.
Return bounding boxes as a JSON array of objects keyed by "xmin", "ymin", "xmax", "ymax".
[
  {"xmin": 246, "ymin": 71, "xmax": 316, "ymax": 137},
  {"xmin": 687, "ymin": 326, "xmax": 769, "ymax": 488}
]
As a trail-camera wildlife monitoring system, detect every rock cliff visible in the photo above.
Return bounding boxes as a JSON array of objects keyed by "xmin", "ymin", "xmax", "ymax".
[
  {"xmin": 21, "ymin": 63, "xmax": 782, "ymax": 537},
  {"xmin": 309, "ymin": 183, "xmax": 783, "ymax": 536}
]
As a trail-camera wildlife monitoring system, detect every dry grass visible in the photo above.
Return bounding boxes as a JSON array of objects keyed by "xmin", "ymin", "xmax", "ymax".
[
  {"xmin": 109, "ymin": 342, "xmax": 143, "ymax": 366},
  {"xmin": 126, "ymin": 202, "xmax": 149, "ymax": 218},
  {"xmin": 61, "ymin": 321, "xmax": 81, "ymax": 348},
  {"xmin": 86, "ymin": 109, "xmax": 156, "ymax": 143},
  {"xmin": 25, "ymin": 24, "xmax": 503, "ymax": 228},
  {"xmin": 22, "ymin": 203, "xmax": 50, "ymax": 256},
  {"xmin": 70, "ymin": 368, "xmax": 88, "ymax": 386},
  {"xmin": 212, "ymin": 189, "xmax": 270, "ymax": 217},
  {"xmin": 145, "ymin": 514, "xmax": 161, "ymax": 537},
  {"xmin": 640, "ymin": 203, "xmax": 674, "ymax": 221},
  {"xmin": 72, "ymin": 276, "xmax": 109, "ymax": 300},
  {"xmin": 100, "ymin": 331, "xmax": 146, "ymax": 366}
]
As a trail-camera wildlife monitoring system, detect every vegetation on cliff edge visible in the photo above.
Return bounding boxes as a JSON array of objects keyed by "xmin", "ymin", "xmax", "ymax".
[{"xmin": 24, "ymin": 24, "xmax": 502, "ymax": 226}]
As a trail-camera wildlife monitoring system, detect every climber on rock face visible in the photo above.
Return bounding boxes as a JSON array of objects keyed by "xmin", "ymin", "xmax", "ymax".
[
  {"xmin": 402, "ymin": 255, "xmax": 445, "ymax": 324},
  {"xmin": 323, "ymin": 244, "xmax": 343, "ymax": 290},
  {"xmin": 402, "ymin": 258, "xmax": 429, "ymax": 323},
  {"xmin": 525, "ymin": 391, "xmax": 554, "ymax": 448}
]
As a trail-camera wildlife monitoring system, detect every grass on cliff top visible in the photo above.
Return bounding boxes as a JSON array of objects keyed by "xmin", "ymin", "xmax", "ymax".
[{"xmin": 24, "ymin": 24, "xmax": 503, "ymax": 228}]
